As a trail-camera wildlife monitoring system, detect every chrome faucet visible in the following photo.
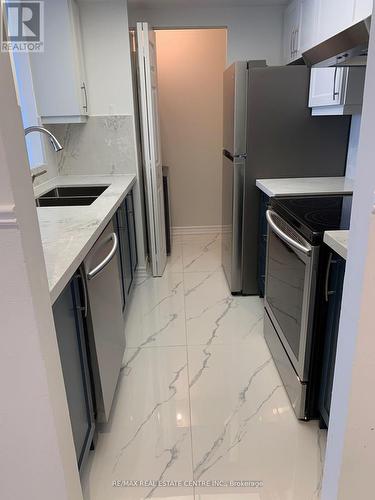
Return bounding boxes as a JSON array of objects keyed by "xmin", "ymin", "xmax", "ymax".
[
  {"xmin": 24, "ymin": 126, "xmax": 63, "ymax": 152},
  {"xmin": 25, "ymin": 126, "xmax": 63, "ymax": 184}
]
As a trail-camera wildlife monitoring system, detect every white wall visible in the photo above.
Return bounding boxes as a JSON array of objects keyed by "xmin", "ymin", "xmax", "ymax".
[
  {"xmin": 37, "ymin": 0, "xmax": 137, "ymax": 183},
  {"xmin": 128, "ymin": 5, "xmax": 284, "ymax": 66},
  {"xmin": 156, "ymin": 29, "xmax": 226, "ymax": 228},
  {"xmin": 322, "ymin": 18, "xmax": 375, "ymax": 500},
  {"xmin": 79, "ymin": 0, "xmax": 134, "ymax": 116},
  {"xmin": 75, "ymin": 0, "xmax": 148, "ymax": 271},
  {"xmin": 0, "ymin": 49, "xmax": 83, "ymax": 500},
  {"xmin": 12, "ymin": 53, "xmax": 46, "ymax": 169},
  {"xmin": 335, "ymin": 212, "xmax": 375, "ymax": 499}
]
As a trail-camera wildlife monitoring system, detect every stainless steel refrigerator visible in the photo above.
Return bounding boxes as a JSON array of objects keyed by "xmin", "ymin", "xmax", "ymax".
[{"xmin": 222, "ymin": 62, "xmax": 351, "ymax": 295}]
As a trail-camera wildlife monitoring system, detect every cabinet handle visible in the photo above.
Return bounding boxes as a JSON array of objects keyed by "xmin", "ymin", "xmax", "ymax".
[
  {"xmin": 290, "ymin": 30, "xmax": 294, "ymax": 59},
  {"xmin": 81, "ymin": 82, "xmax": 88, "ymax": 112},
  {"xmin": 333, "ymin": 68, "xmax": 340, "ymax": 101},
  {"xmin": 294, "ymin": 28, "xmax": 299, "ymax": 56},
  {"xmin": 292, "ymin": 30, "xmax": 295, "ymax": 57},
  {"xmin": 291, "ymin": 29, "xmax": 298, "ymax": 58},
  {"xmin": 325, "ymin": 252, "xmax": 337, "ymax": 302}
]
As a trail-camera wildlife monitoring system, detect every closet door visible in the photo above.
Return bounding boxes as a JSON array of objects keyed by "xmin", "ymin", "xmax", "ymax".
[{"xmin": 136, "ymin": 22, "xmax": 167, "ymax": 277}]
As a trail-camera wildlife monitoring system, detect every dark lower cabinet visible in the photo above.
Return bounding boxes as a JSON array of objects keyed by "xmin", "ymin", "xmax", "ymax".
[
  {"xmin": 117, "ymin": 200, "xmax": 133, "ymax": 301},
  {"xmin": 126, "ymin": 191, "xmax": 138, "ymax": 275},
  {"xmin": 258, "ymin": 192, "xmax": 270, "ymax": 297},
  {"xmin": 319, "ymin": 249, "xmax": 346, "ymax": 427},
  {"xmin": 114, "ymin": 210, "xmax": 126, "ymax": 311},
  {"xmin": 52, "ymin": 190, "xmax": 138, "ymax": 470},
  {"xmin": 115, "ymin": 189, "xmax": 138, "ymax": 312},
  {"xmin": 53, "ymin": 272, "xmax": 95, "ymax": 471}
]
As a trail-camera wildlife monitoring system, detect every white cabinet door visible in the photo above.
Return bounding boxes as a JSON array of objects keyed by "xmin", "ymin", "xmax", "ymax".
[
  {"xmin": 70, "ymin": 0, "xmax": 88, "ymax": 116},
  {"xmin": 354, "ymin": 0, "xmax": 373, "ymax": 22},
  {"xmin": 317, "ymin": 0, "xmax": 355, "ymax": 43},
  {"xmin": 30, "ymin": 0, "xmax": 88, "ymax": 124},
  {"xmin": 300, "ymin": 0, "xmax": 318, "ymax": 52},
  {"xmin": 309, "ymin": 68, "xmax": 346, "ymax": 107},
  {"xmin": 309, "ymin": 67, "xmax": 365, "ymax": 115},
  {"xmin": 283, "ymin": 0, "xmax": 302, "ymax": 64}
]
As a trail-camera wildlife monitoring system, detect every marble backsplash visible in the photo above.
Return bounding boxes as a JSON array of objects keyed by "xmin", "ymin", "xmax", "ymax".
[{"xmin": 49, "ymin": 115, "xmax": 137, "ymax": 177}]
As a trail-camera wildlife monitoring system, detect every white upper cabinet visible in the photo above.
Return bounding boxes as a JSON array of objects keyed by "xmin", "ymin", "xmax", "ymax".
[
  {"xmin": 283, "ymin": 0, "xmax": 302, "ymax": 64},
  {"xmin": 30, "ymin": 0, "xmax": 88, "ymax": 124},
  {"xmin": 309, "ymin": 67, "xmax": 366, "ymax": 115},
  {"xmin": 309, "ymin": 68, "xmax": 346, "ymax": 108},
  {"xmin": 316, "ymin": 0, "xmax": 355, "ymax": 43},
  {"xmin": 299, "ymin": 0, "xmax": 319, "ymax": 52},
  {"xmin": 354, "ymin": 0, "xmax": 373, "ymax": 23},
  {"xmin": 283, "ymin": 0, "xmax": 372, "ymax": 61}
]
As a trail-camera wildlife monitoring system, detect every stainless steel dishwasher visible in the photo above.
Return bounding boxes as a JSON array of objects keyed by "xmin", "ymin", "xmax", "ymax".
[{"xmin": 84, "ymin": 220, "xmax": 125, "ymax": 423}]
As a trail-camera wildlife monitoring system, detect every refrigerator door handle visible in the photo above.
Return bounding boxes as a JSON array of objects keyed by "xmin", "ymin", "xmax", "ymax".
[
  {"xmin": 223, "ymin": 149, "xmax": 247, "ymax": 161},
  {"xmin": 223, "ymin": 149, "xmax": 234, "ymax": 161}
]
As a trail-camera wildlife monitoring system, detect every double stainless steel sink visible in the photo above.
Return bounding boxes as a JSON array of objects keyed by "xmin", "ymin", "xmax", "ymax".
[{"xmin": 36, "ymin": 185, "xmax": 109, "ymax": 207}]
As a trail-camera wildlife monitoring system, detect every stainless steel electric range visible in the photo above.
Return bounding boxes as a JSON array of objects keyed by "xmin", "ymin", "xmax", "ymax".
[{"xmin": 264, "ymin": 195, "xmax": 352, "ymax": 420}]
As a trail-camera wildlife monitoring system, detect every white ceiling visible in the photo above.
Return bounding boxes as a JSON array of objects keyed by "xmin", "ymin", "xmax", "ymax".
[{"xmin": 128, "ymin": 0, "xmax": 289, "ymax": 8}]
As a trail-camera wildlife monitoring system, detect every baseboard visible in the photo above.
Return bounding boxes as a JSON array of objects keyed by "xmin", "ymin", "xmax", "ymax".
[
  {"xmin": 172, "ymin": 225, "xmax": 223, "ymax": 236},
  {"xmin": 135, "ymin": 264, "xmax": 149, "ymax": 279}
]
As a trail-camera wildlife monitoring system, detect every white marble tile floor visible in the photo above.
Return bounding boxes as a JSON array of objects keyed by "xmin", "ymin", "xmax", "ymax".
[{"xmin": 81, "ymin": 233, "xmax": 326, "ymax": 500}]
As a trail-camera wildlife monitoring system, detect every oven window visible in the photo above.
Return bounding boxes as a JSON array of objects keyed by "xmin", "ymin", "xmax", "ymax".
[{"xmin": 266, "ymin": 230, "xmax": 306, "ymax": 359}]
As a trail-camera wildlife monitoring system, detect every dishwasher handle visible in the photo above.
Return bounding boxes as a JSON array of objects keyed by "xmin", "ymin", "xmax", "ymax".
[{"xmin": 87, "ymin": 232, "xmax": 118, "ymax": 281}]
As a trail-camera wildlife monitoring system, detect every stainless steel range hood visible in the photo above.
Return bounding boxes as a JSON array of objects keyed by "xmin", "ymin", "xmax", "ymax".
[{"xmin": 303, "ymin": 17, "xmax": 371, "ymax": 67}]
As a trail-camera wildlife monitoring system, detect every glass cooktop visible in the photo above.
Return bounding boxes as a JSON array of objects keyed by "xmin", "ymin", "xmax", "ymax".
[{"xmin": 270, "ymin": 195, "xmax": 353, "ymax": 244}]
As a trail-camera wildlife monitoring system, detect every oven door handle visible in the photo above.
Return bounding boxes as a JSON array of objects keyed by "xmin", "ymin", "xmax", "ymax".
[{"xmin": 266, "ymin": 210, "xmax": 312, "ymax": 256}]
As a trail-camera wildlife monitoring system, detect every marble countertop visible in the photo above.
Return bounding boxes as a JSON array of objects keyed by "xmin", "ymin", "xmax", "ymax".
[
  {"xmin": 35, "ymin": 174, "xmax": 136, "ymax": 303},
  {"xmin": 324, "ymin": 230, "xmax": 349, "ymax": 260},
  {"xmin": 256, "ymin": 177, "xmax": 355, "ymax": 197}
]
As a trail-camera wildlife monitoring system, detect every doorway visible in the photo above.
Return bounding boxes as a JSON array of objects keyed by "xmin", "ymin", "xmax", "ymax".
[
  {"xmin": 134, "ymin": 26, "xmax": 227, "ymax": 276},
  {"xmin": 155, "ymin": 28, "xmax": 227, "ymax": 234}
]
